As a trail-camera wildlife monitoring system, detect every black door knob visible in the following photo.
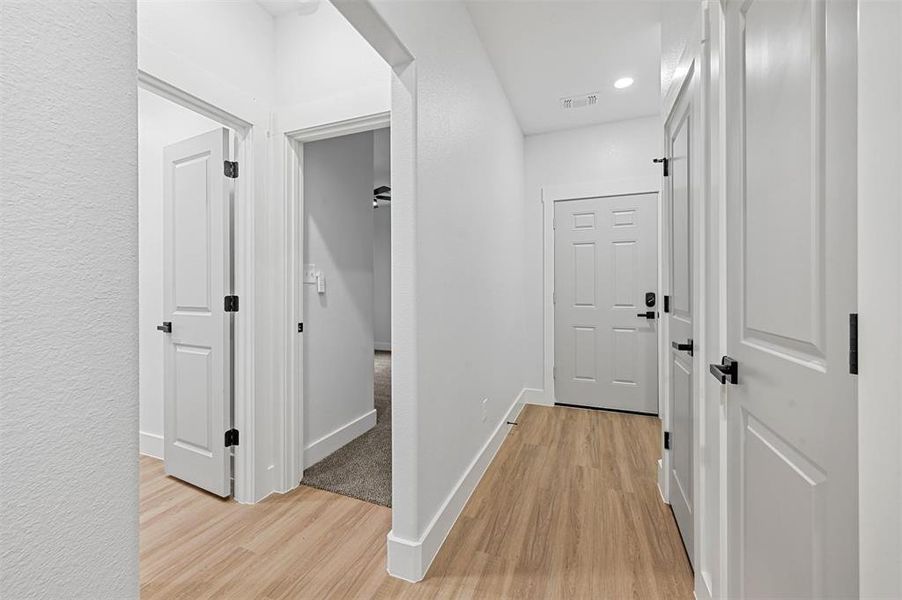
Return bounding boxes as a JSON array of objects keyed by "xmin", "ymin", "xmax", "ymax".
[
  {"xmin": 157, "ymin": 322, "xmax": 172, "ymax": 333},
  {"xmin": 636, "ymin": 311, "xmax": 656, "ymax": 319}
]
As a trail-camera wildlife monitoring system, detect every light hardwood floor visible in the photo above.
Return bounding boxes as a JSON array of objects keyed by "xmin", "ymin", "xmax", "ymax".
[{"xmin": 140, "ymin": 405, "xmax": 693, "ymax": 599}]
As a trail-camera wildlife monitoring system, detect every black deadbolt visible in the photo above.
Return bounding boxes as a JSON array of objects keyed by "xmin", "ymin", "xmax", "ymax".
[{"xmin": 645, "ymin": 292, "xmax": 656, "ymax": 307}]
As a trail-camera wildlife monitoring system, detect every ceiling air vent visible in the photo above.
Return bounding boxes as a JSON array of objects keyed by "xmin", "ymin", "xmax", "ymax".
[{"xmin": 561, "ymin": 91, "xmax": 600, "ymax": 110}]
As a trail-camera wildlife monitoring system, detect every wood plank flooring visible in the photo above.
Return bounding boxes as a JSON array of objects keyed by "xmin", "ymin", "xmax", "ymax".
[{"xmin": 140, "ymin": 404, "xmax": 693, "ymax": 599}]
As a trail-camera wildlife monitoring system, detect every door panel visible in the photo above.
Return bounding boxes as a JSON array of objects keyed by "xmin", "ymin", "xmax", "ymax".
[
  {"xmin": 743, "ymin": 0, "xmax": 825, "ymax": 361},
  {"xmin": 554, "ymin": 193, "xmax": 658, "ymax": 414},
  {"xmin": 163, "ymin": 128, "xmax": 232, "ymax": 497},
  {"xmin": 665, "ymin": 59, "xmax": 698, "ymax": 565},
  {"xmin": 725, "ymin": 0, "xmax": 857, "ymax": 595},
  {"xmin": 671, "ymin": 356, "xmax": 693, "ymax": 519}
]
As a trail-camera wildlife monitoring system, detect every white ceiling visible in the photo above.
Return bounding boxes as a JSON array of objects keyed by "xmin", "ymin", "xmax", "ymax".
[{"xmin": 465, "ymin": 1, "xmax": 663, "ymax": 135}]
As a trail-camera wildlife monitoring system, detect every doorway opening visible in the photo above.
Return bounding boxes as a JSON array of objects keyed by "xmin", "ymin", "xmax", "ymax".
[
  {"xmin": 297, "ymin": 125, "xmax": 393, "ymax": 507},
  {"xmin": 137, "ymin": 73, "xmax": 254, "ymax": 502}
]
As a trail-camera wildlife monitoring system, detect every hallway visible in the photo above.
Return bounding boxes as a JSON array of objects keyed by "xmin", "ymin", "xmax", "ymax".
[{"xmin": 140, "ymin": 404, "xmax": 692, "ymax": 599}]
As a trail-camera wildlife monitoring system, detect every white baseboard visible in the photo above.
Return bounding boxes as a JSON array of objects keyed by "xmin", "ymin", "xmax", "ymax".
[
  {"xmin": 140, "ymin": 431, "xmax": 164, "ymax": 460},
  {"xmin": 386, "ymin": 387, "xmax": 527, "ymax": 582},
  {"xmin": 304, "ymin": 409, "xmax": 377, "ymax": 468},
  {"xmin": 520, "ymin": 387, "xmax": 551, "ymax": 406},
  {"xmin": 657, "ymin": 457, "xmax": 667, "ymax": 503},
  {"xmin": 374, "ymin": 341, "xmax": 392, "ymax": 352}
]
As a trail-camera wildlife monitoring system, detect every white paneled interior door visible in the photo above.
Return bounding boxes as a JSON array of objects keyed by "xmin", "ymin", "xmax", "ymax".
[
  {"xmin": 162, "ymin": 128, "xmax": 233, "ymax": 497},
  {"xmin": 554, "ymin": 193, "xmax": 658, "ymax": 414},
  {"xmin": 665, "ymin": 57, "xmax": 700, "ymax": 567},
  {"xmin": 723, "ymin": 0, "xmax": 857, "ymax": 596}
]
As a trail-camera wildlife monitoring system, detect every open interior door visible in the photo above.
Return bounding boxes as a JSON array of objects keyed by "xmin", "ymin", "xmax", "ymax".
[
  {"xmin": 161, "ymin": 128, "xmax": 233, "ymax": 497},
  {"xmin": 723, "ymin": 0, "xmax": 857, "ymax": 595},
  {"xmin": 664, "ymin": 57, "xmax": 700, "ymax": 567}
]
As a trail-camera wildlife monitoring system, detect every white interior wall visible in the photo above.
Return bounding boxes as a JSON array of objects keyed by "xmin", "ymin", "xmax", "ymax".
[
  {"xmin": 303, "ymin": 131, "xmax": 377, "ymax": 466},
  {"xmin": 0, "ymin": 2, "xmax": 139, "ymax": 597},
  {"xmin": 524, "ymin": 116, "xmax": 662, "ymax": 399},
  {"xmin": 275, "ymin": 1, "xmax": 390, "ymax": 131},
  {"xmin": 373, "ymin": 128, "xmax": 392, "ymax": 350},
  {"xmin": 335, "ymin": 0, "xmax": 531, "ymax": 581},
  {"xmin": 373, "ymin": 207, "xmax": 392, "ymax": 350},
  {"xmin": 139, "ymin": 0, "xmax": 275, "ymax": 106},
  {"xmin": 138, "ymin": 88, "xmax": 224, "ymax": 459}
]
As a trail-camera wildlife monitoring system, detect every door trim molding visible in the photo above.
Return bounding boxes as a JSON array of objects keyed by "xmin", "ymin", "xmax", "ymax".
[
  {"xmin": 138, "ymin": 69, "xmax": 258, "ymax": 504},
  {"xmin": 279, "ymin": 112, "xmax": 391, "ymax": 495},
  {"xmin": 541, "ymin": 177, "xmax": 661, "ymax": 408}
]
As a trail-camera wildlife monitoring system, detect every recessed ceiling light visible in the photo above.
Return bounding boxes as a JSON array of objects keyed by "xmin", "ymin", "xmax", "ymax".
[{"xmin": 614, "ymin": 77, "xmax": 634, "ymax": 89}]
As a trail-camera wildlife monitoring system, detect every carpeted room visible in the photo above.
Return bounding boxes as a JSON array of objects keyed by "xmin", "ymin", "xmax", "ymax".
[{"xmin": 303, "ymin": 351, "xmax": 392, "ymax": 506}]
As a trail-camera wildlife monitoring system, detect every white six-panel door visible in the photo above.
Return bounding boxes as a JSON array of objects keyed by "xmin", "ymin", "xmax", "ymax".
[
  {"xmin": 554, "ymin": 194, "xmax": 658, "ymax": 414},
  {"xmin": 723, "ymin": 0, "xmax": 857, "ymax": 596},
  {"xmin": 162, "ymin": 128, "xmax": 233, "ymax": 497}
]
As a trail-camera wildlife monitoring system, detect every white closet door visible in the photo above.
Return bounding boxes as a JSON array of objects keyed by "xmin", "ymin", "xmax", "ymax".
[{"xmin": 162, "ymin": 128, "xmax": 232, "ymax": 497}]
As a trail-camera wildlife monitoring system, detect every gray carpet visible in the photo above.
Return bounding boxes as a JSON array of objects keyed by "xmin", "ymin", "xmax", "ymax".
[{"xmin": 302, "ymin": 351, "xmax": 392, "ymax": 507}]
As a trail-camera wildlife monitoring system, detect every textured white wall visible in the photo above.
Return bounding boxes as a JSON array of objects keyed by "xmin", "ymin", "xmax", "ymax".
[
  {"xmin": 303, "ymin": 132, "xmax": 376, "ymax": 454},
  {"xmin": 368, "ymin": 0, "xmax": 529, "ymax": 544},
  {"xmin": 138, "ymin": 89, "xmax": 223, "ymax": 458},
  {"xmin": 0, "ymin": 1, "xmax": 139, "ymax": 598},
  {"xmin": 523, "ymin": 116, "xmax": 662, "ymax": 388}
]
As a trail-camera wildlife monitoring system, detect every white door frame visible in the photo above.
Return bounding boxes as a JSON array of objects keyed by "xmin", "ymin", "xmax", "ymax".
[
  {"xmin": 137, "ymin": 70, "xmax": 257, "ymax": 504},
  {"xmin": 541, "ymin": 177, "xmax": 662, "ymax": 408},
  {"xmin": 279, "ymin": 111, "xmax": 391, "ymax": 490}
]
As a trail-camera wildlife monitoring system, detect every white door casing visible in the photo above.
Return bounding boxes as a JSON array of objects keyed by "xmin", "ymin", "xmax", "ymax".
[
  {"xmin": 554, "ymin": 193, "xmax": 658, "ymax": 414},
  {"xmin": 162, "ymin": 128, "xmax": 233, "ymax": 498},
  {"xmin": 723, "ymin": 0, "xmax": 858, "ymax": 596},
  {"xmin": 665, "ymin": 56, "xmax": 700, "ymax": 567}
]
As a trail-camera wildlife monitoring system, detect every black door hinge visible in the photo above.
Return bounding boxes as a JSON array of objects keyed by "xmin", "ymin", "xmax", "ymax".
[
  {"xmin": 224, "ymin": 160, "xmax": 239, "ymax": 178},
  {"xmin": 297, "ymin": 322, "xmax": 304, "ymax": 333},
  {"xmin": 849, "ymin": 313, "xmax": 858, "ymax": 375},
  {"xmin": 653, "ymin": 157, "xmax": 669, "ymax": 177},
  {"xmin": 663, "ymin": 295, "xmax": 670, "ymax": 313},
  {"xmin": 224, "ymin": 428, "xmax": 239, "ymax": 447},
  {"xmin": 664, "ymin": 431, "xmax": 671, "ymax": 450},
  {"xmin": 224, "ymin": 295, "xmax": 239, "ymax": 312}
]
